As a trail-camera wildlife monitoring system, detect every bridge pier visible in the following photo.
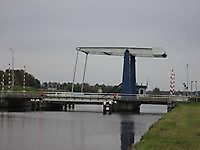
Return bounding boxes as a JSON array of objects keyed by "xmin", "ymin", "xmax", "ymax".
[
  {"xmin": 72, "ymin": 104, "xmax": 75, "ymax": 109},
  {"xmin": 103, "ymin": 101, "xmax": 113, "ymax": 115},
  {"xmin": 114, "ymin": 101, "xmax": 140, "ymax": 113},
  {"xmin": 42, "ymin": 102, "xmax": 63, "ymax": 111},
  {"xmin": 68, "ymin": 104, "xmax": 71, "ymax": 109},
  {"xmin": 68, "ymin": 104, "xmax": 75, "ymax": 110},
  {"xmin": 63, "ymin": 104, "xmax": 68, "ymax": 111},
  {"xmin": 2, "ymin": 98, "xmax": 33, "ymax": 111}
]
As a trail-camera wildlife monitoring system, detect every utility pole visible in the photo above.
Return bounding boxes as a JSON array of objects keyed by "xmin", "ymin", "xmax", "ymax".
[{"xmin": 9, "ymin": 48, "xmax": 15, "ymax": 90}]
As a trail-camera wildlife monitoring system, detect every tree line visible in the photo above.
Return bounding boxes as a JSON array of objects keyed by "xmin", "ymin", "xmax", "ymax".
[
  {"xmin": 0, "ymin": 69, "xmax": 40, "ymax": 89},
  {"xmin": 42, "ymin": 82, "xmax": 119, "ymax": 93},
  {"xmin": 1, "ymin": 69, "xmax": 182, "ymax": 95}
]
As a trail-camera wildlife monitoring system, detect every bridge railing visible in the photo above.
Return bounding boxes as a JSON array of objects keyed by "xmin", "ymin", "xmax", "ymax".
[
  {"xmin": 43, "ymin": 92, "xmax": 189, "ymax": 102},
  {"xmin": 137, "ymin": 94, "xmax": 189, "ymax": 102},
  {"xmin": 44, "ymin": 92, "xmax": 115, "ymax": 100},
  {"xmin": 0, "ymin": 91, "xmax": 190, "ymax": 102}
]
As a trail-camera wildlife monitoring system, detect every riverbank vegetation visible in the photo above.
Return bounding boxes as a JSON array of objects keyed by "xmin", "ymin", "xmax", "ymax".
[
  {"xmin": 42, "ymin": 82, "xmax": 117, "ymax": 93},
  {"xmin": 134, "ymin": 102, "xmax": 200, "ymax": 150},
  {"xmin": 0, "ymin": 69, "xmax": 117, "ymax": 92}
]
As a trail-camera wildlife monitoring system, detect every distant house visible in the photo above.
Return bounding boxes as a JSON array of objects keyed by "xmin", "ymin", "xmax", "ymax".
[
  {"xmin": 47, "ymin": 87, "xmax": 57, "ymax": 91},
  {"xmin": 136, "ymin": 84, "xmax": 147, "ymax": 95},
  {"xmin": 112, "ymin": 83, "xmax": 148, "ymax": 94}
]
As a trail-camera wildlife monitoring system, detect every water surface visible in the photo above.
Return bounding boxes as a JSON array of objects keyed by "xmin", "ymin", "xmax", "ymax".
[{"xmin": 0, "ymin": 105, "xmax": 165, "ymax": 150}]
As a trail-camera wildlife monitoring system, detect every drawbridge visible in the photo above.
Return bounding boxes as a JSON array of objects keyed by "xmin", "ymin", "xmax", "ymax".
[
  {"xmin": 70, "ymin": 46, "xmax": 167, "ymax": 112},
  {"xmin": 72, "ymin": 47, "xmax": 167, "ymax": 94},
  {"xmin": 0, "ymin": 47, "xmax": 169, "ymax": 113}
]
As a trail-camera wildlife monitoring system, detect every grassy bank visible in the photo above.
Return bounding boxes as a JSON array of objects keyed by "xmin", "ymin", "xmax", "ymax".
[{"xmin": 134, "ymin": 103, "xmax": 200, "ymax": 150}]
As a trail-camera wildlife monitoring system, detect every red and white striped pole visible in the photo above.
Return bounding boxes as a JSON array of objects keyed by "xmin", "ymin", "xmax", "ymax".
[
  {"xmin": 1, "ymin": 73, "xmax": 5, "ymax": 91},
  {"xmin": 23, "ymin": 65, "xmax": 26, "ymax": 92},
  {"xmin": 169, "ymin": 69, "xmax": 175, "ymax": 95},
  {"xmin": 8, "ymin": 64, "xmax": 11, "ymax": 90}
]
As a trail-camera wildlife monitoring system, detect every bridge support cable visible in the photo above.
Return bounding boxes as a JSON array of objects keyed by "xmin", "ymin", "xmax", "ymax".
[
  {"xmin": 81, "ymin": 53, "xmax": 88, "ymax": 93},
  {"xmin": 71, "ymin": 50, "xmax": 80, "ymax": 93}
]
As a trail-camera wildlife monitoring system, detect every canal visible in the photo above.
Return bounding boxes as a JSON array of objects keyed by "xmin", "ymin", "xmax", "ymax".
[{"xmin": 0, "ymin": 104, "xmax": 167, "ymax": 150}]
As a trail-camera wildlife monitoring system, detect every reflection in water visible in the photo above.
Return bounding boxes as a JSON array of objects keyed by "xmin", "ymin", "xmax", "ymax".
[
  {"xmin": 121, "ymin": 121, "xmax": 134, "ymax": 150},
  {"xmin": 0, "ymin": 105, "xmax": 165, "ymax": 150}
]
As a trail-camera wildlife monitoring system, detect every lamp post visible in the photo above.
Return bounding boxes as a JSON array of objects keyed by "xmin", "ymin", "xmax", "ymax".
[
  {"xmin": 186, "ymin": 64, "xmax": 189, "ymax": 96},
  {"xmin": 9, "ymin": 48, "xmax": 15, "ymax": 90}
]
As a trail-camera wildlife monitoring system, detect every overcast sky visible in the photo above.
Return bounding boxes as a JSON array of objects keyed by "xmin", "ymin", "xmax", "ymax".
[{"xmin": 1, "ymin": 0, "xmax": 200, "ymax": 91}]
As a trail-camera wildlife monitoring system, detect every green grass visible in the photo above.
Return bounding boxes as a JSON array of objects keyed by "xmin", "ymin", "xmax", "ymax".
[{"xmin": 134, "ymin": 103, "xmax": 200, "ymax": 150}]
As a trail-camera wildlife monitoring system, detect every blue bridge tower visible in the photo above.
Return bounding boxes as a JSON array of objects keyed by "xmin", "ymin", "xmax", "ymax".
[{"xmin": 122, "ymin": 50, "xmax": 136, "ymax": 94}]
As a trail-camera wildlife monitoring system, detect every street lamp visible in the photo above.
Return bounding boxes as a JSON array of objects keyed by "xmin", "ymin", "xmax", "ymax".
[
  {"xmin": 186, "ymin": 64, "xmax": 189, "ymax": 96},
  {"xmin": 9, "ymin": 48, "xmax": 14, "ymax": 90}
]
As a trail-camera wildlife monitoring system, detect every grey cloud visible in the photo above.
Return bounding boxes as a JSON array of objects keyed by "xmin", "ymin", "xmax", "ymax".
[{"xmin": 0, "ymin": 0, "xmax": 200, "ymax": 90}]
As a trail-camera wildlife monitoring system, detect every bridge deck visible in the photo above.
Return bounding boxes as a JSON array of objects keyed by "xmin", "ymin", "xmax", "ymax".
[
  {"xmin": 43, "ymin": 92, "xmax": 188, "ymax": 104},
  {"xmin": 0, "ymin": 91, "xmax": 190, "ymax": 112},
  {"xmin": 0, "ymin": 91, "xmax": 189, "ymax": 104}
]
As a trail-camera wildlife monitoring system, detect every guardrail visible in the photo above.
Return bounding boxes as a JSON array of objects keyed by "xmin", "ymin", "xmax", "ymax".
[
  {"xmin": 0, "ymin": 91, "xmax": 191, "ymax": 102},
  {"xmin": 43, "ymin": 92, "xmax": 190, "ymax": 102}
]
